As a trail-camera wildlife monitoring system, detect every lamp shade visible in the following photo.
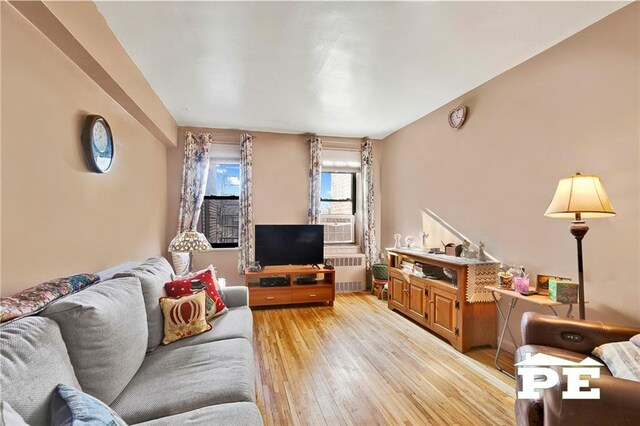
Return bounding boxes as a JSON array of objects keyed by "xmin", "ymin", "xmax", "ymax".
[
  {"xmin": 544, "ymin": 173, "xmax": 616, "ymax": 219},
  {"xmin": 168, "ymin": 231, "xmax": 212, "ymax": 253}
]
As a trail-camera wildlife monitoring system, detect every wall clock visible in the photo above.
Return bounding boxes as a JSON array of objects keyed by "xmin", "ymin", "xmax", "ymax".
[
  {"xmin": 81, "ymin": 114, "xmax": 114, "ymax": 173},
  {"xmin": 448, "ymin": 105, "xmax": 467, "ymax": 129}
]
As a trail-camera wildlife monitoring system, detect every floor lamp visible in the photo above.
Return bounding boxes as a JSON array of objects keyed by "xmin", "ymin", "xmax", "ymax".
[{"xmin": 544, "ymin": 173, "xmax": 616, "ymax": 320}]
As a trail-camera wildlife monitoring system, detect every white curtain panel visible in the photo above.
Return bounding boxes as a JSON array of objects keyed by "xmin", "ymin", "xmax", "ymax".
[
  {"xmin": 308, "ymin": 136, "xmax": 323, "ymax": 224},
  {"xmin": 361, "ymin": 140, "xmax": 378, "ymax": 269},
  {"xmin": 172, "ymin": 132, "xmax": 213, "ymax": 275},
  {"xmin": 238, "ymin": 133, "xmax": 255, "ymax": 274}
]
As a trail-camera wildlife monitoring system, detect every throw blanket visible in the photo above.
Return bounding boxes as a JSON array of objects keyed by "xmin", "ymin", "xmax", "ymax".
[{"xmin": 466, "ymin": 263, "xmax": 499, "ymax": 303}]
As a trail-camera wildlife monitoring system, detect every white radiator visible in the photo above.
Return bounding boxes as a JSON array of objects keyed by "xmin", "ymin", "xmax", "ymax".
[{"xmin": 326, "ymin": 254, "xmax": 366, "ymax": 293}]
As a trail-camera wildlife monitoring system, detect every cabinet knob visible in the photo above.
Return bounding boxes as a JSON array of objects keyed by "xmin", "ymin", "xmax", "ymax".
[{"xmin": 266, "ymin": 296, "xmax": 275, "ymax": 300}]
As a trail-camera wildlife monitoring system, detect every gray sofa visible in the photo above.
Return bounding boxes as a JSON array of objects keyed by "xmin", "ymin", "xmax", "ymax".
[{"xmin": 0, "ymin": 257, "xmax": 262, "ymax": 425}]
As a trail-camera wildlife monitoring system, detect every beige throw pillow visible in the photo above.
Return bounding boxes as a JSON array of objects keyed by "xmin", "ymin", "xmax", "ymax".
[{"xmin": 159, "ymin": 291, "xmax": 211, "ymax": 345}]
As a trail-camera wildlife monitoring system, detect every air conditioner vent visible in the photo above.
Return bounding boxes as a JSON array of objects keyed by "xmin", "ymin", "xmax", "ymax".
[{"xmin": 320, "ymin": 215, "xmax": 354, "ymax": 244}]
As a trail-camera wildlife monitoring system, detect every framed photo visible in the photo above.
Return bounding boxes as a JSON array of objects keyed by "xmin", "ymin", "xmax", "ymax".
[{"xmin": 536, "ymin": 274, "xmax": 571, "ymax": 295}]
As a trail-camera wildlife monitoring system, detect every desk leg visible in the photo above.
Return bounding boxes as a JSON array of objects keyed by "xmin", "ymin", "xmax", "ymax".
[
  {"xmin": 492, "ymin": 291, "xmax": 517, "ymax": 379},
  {"xmin": 566, "ymin": 304, "xmax": 573, "ymax": 318}
]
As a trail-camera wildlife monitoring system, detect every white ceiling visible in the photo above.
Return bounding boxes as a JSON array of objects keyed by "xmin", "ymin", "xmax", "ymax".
[{"xmin": 96, "ymin": 1, "xmax": 628, "ymax": 139}]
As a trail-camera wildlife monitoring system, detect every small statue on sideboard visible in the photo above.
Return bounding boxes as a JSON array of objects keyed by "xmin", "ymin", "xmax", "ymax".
[
  {"xmin": 393, "ymin": 234, "xmax": 402, "ymax": 249},
  {"xmin": 478, "ymin": 241, "xmax": 488, "ymax": 261}
]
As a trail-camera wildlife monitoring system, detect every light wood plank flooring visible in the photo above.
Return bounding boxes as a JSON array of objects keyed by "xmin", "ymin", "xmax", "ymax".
[{"xmin": 252, "ymin": 292, "xmax": 516, "ymax": 426}]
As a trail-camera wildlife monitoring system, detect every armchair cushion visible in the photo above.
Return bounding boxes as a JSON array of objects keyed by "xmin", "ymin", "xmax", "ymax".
[{"xmin": 542, "ymin": 367, "xmax": 640, "ymax": 426}]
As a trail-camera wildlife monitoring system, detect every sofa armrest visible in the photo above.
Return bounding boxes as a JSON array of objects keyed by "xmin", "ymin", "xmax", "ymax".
[
  {"xmin": 542, "ymin": 371, "xmax": 640, "ymax": 426},
  {"xmin": 521, "ymin": 312, "xmax": 640, "ymax": 355},
  {"xmin": 221, "ymin": 286, "xmax": 249, "ymax": 308}
]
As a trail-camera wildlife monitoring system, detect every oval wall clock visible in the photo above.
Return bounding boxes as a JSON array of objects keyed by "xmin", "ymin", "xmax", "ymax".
[
  {"xmin": 448, "ymin": 105, "xmax": 467, "ymax": 129},
  {"xmin": 81, "ymin": 114, "xmax": 114, "ymax": 173}
]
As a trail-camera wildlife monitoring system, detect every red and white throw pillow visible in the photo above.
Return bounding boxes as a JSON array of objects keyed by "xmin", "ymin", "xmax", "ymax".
[
  {"xmin": 172, "ymin": 265, "xmax": 221, "ymax": 293},
  {"xmin": 164, "ymin": 269, "xmax": 227, "ymax": 321}
]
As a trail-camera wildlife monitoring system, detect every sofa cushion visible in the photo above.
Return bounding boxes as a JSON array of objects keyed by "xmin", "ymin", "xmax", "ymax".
[
  {"xmin": 0, "ymin": 316, "xmax": 81, "ymax": 426},
  {"xmin": 131, "ymin": 402, "xmax": 262, "ymax": 426},
  {"xmin": 51, "ymin": 384, "xmax": 127, "ymax": 426},
  {"xmin": 42, "ymin": 277, "xmax": 147, "ymax": 405},
  {"xmin": 159, "ymin": 291, "xmax": 212, "ymax": 345},
  {"xmin": 151, "ymin": 306, "xmax": 253, "ymax": 354},
  {"xmin": 0, "ymin": 402, "xmax": 29, "ymax": 426},
  {"xmin": 111, "ymin": 338, "xmax": 255, "ymax": 424},
  {"xmin": 114, "ymin": 257, "xmax": 174, "ymax": 352}
]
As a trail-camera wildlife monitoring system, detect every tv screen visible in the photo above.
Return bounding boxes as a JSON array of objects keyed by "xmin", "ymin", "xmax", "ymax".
[{"xmin": 255, "ymin": 225, "xmax": 324, "ymax": 266}]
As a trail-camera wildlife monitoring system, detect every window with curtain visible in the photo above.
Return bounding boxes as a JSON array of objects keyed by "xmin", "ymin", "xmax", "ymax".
[
  {"xmin": 198, "ymin": 144, "xmax": 241, "ymax": 248},
  {"xmin": 320, "ymin": 149, "xmax": 361, "ymax": 245}
]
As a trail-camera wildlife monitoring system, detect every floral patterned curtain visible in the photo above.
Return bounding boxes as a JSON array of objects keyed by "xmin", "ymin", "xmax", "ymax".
[
  {"xmin": 172, "ymin": 132, "xmax": 213, "ymax": 275},
  {"xmin": 238, "ymin": 133, "xmax": 255, "ymax": 274},
  {"xmin": 361, "ymin": 139, "xmax": 377, "ymax": 268},
  {"xmin": 308, "ymin": 136, "xmax": 322, "ymax": 224}
]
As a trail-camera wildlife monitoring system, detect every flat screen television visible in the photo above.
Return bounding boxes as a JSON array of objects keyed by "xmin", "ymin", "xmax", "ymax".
[{"xmin": 255, "ymin": 224, "xmax": 324, "ymax": 267}]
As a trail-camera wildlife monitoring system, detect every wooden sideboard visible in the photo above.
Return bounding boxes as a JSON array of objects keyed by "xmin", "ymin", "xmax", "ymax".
[
  {"xmin": 244, "ymin": 266, "xmax": 335, "ymax": 307},
  {"xmin": 387, "ymin": 248, "xmax": 497, "ymax": 353}
]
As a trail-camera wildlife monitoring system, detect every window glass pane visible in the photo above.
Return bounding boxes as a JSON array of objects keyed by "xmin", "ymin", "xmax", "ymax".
[
  {"xmin": 321, "ymin": 172, "xmax": 352, "ymax": 200},
  {"xmin": 200, "ymin": 198, "xmax": 239, "ymax": 245},
  {"xmin": 320, "ymin": 201, "xmax": 353, "ymax": 215},
  {"xmin": 206, "ymin": 163, "xmax": 240, "ymax": 196}
]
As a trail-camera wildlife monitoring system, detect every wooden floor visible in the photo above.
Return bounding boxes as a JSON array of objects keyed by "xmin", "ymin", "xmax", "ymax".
[{"xmin": 252, "ymin": 292, "xmax": 516, "ymax": 426}]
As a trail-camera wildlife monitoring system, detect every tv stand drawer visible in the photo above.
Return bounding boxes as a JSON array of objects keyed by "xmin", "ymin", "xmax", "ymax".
[
  {"xmin": 292, "ymin": 287, "xmax": 333, "ymax": 303},
  {"xmin": 249, "ymin": 288, "xmax": 292, "ymax": 306}
]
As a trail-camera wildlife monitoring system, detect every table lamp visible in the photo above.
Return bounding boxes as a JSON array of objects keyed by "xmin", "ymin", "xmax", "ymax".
[
  {"xmin": 544, "ymin": 173, "xmax": 616, "ymax": 319},
  {"xmin": 168, "ymin": 231, "xmax": 213, "ymax": 273}
]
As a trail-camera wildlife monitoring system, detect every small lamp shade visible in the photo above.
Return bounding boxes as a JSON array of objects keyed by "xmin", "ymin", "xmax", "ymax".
[
  {"xmin": 168, "ymin": 231, "xmax": 212, "ymax": 253},
  {"xmin": 544, "ymin": 173, "xmax": 616, "ymax": 219}
]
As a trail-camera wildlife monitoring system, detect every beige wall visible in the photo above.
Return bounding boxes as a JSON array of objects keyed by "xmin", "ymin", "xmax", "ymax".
[
  {"xmin": 380, "ymin": 4, "xmax": 639, "ymax": 350},
  {"xmin": 1, "ymin": 3, "xmax": 168, "ymax": 295},
  {"xmin": 167, "ymin": 127, "xmax": 381, "ymax": 285}
]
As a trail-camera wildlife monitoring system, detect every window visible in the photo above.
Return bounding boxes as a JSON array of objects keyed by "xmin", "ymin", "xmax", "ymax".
[
  {"xmin": 320, "ymin": 171, "xmax": 356, "ymax": 244},
  {"xmin": 199, "ymin": 158, "xmax": 240, "ymax": 248}
]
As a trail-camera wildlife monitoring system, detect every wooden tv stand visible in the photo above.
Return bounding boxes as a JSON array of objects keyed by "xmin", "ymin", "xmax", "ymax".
[{"xmin": 244, "ymin": 266, "xmax": 336, "ymax": 307}]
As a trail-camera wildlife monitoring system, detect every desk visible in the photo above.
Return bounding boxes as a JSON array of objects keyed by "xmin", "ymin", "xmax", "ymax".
[{"xmin": 484, "ymin": 285, "xmax": 577, "ymax": 379}]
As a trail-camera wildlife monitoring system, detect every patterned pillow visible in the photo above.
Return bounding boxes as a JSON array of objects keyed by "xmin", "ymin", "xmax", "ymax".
[
  {"xmin": 159, "ymin": 291, "xmax": 212, "ymax": 345},
  {"xmin": 172, "ymin": 264, "xmax": 220, "ymax": 291},
  {"xmin": 0, "ymin": 274, "xmax": 100, "ymax": 323},
  {"xmin": 50, "ymin": 383, "xmax": 127, "ymax": 426},
  {"xmin": 164, "ymin": 269, "xmax": 227, "ymax": 321},
  {"xmin": 592, "ymin": 341, "xmax": 640, "ymax": 382}
]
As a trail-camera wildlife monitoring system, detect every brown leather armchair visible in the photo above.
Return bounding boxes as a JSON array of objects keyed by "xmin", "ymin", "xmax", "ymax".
[{"xmin": 515, "ymin": 312, "xmax": 640, "ymax": 426}]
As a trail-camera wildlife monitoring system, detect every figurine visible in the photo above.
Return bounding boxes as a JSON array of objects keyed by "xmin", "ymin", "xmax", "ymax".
[
  {"xmin": 478, "ymin": 241, "xmax": 488, "ymax": 261},
  {"xmin": 405, "ymin": 235, "xmax": 415, "ymax": 248},
  {"xmin": 461, "ymin": 239, "xmax": 478, "ymax": 259},
  {"xmin": 393, "ymin": 234, "xmax": 402, "ymax": 249},
  {"xmin": 418, "ymin": 232, "xmax": 429, "ymax": 250},
  {"xmin": 461, "ymin": 240, "xmax": 471, "ymax": 258}
]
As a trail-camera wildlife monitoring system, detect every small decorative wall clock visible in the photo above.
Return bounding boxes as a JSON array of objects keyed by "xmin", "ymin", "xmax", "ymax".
[
  {"xmin": 81, "ymin": 114, "xmax": 114, "ymax": 173},
  {"xmin": 448, "ymin": 105, "xmax": 467, "ymax": 129}
]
